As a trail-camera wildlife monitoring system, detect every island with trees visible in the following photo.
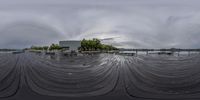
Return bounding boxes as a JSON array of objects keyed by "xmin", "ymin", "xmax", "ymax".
[{"xmin": 29, "ymin": 38, "xmax": 118, "ymax": 53}]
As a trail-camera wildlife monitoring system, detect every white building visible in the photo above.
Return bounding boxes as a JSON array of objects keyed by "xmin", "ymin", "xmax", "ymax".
[{"xmin": 59, "ymin": 40, "xmax": 81, "ymax": 52}]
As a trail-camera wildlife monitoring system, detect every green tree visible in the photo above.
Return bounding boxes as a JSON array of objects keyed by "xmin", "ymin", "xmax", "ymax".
[
  {"xmin": 80, "ymin": 38, "xmax": 118, "ymax": 51},
  {"xmin": 81, "ymin": 39, "xmax": 87, "ymax": 51},
  {"xmin": 49, "ymin": 44, "xmax": 62, "ymax": 51},
  {"xmin": 43, "ymin": 46, "xmax": 49, "ymax": 51}
]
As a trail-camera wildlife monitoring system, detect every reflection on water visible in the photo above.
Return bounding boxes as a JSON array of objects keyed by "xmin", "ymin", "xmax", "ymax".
[{"xmin": 38, "ymin": 52, "xmax": 72, "ymax": 61}]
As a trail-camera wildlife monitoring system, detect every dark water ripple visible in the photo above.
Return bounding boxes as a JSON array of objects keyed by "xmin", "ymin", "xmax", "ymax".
[{"xmin": 1, "ymin": 53, "xmax": 200, "ymax": 99}]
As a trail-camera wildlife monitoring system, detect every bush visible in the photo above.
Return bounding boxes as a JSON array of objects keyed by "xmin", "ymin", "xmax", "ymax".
[
  {"xmin": 80, "ymin": 38, "xmax": 118, "ymax": 51},
  {"xmin": 49, "ymin": 44, "xmax": 62, "ymax": 51}
]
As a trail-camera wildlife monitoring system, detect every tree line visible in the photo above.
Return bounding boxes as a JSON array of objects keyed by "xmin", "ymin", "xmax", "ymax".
[
  {"xmin": 30, "ymin": 38, "xmax": 118, "ymax": 51},
  {"xmin": 80, "ymin": 38, "xmax": 118, "ymax": 51},
  {"xmin": 30, "ymin": 44, "xmax": 62, "ymax": 51}
]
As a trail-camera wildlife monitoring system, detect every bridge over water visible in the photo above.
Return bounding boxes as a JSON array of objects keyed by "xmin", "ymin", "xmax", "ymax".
[{"xmin": 119, "ymin": 48, "xmax": 200, "ymax": 56}]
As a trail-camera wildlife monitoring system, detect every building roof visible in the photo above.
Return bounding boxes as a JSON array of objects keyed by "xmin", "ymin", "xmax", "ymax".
[{"xmin": 59, "ymin": 40, "xmax": 81, "ymax": 50}]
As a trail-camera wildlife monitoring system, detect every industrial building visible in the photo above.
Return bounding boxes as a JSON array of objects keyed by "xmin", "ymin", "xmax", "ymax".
[{"xmin": 59, "ymin": 40, "xmax": 81, "ymax": 52}]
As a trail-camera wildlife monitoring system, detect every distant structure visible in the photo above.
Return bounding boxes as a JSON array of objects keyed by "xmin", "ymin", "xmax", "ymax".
[
  {"xmin": 119, "ymin": 48, "xmax": 200, "ymax": 56},
  {"xmin": 59, "ymin": 40, "xmax": 81, "ymax": 52}
]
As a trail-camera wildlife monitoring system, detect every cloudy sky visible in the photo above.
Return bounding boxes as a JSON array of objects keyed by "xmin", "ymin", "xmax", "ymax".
[{"xmin": 0, "ymin": 0, "xmax": 200, "ymax": 49}]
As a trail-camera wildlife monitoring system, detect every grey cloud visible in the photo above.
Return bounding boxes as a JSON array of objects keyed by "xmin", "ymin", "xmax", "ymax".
[
  {"xmin": 0, "ymin": 0, "xmax": 200, "ymax": 48},
  {"xmin": 0, "ymin": 21, "xmax": 64, "ymax": 48}
]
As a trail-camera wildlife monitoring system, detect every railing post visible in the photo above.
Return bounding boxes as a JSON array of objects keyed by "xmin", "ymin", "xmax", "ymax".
[{"xmin": 136, "ymin": 49, "xmax": 138, "ymax": 56}]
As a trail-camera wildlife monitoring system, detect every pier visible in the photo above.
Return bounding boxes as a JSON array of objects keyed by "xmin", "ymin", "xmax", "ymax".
[{"xmin": 119, "ymin": 48, "xmax": 200, "ymax": 56}]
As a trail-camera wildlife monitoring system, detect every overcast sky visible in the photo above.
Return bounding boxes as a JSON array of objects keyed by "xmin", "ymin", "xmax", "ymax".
[{"xmin": 0, "ymin": 0, "xmax": 200, "ymax": 49}]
